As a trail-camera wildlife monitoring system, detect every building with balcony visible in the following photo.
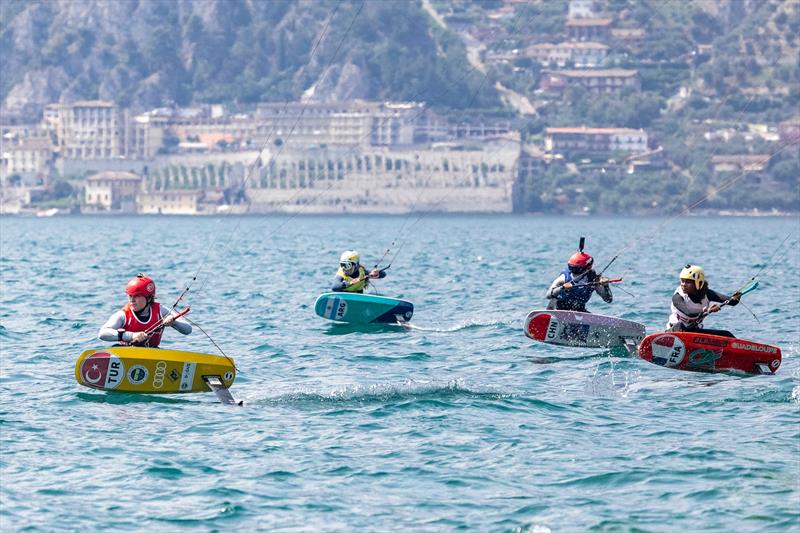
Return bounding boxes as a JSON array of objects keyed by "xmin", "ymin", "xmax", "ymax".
[
  {"xmin": 709, "ymin": 155, "xmax": 770, "ymax": 173},
  {"xmin": 46, "ymin": 101, "xmax": 164, "ymax": 161},
  {"xmin": 565, "ymin": 18, "xmax": 612, "ymax": 42},
  {"xmin": 540, "ymin": 69, "xmax": 640, "ymax": 94},
  {"xmin": 545, "ymin": 127, "xmax": 648, "ymax": 155},
  {"xmin": 0, "ymin": 137, "xmax": 54, "ymax": 183},
  {"xmin": 526, "ymin": 42, "xmax": 608, "ymax": 68}
]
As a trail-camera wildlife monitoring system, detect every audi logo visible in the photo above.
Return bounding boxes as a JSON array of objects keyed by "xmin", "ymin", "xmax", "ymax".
[{"xmin": 152, "ymin": 361, "xmax": 167, "ymax": 389}]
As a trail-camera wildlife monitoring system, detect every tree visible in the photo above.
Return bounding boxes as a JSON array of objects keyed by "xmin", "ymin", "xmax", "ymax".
[{"xmin": 52, "ymin": 181, "xmax": 73, "ymax": 198}]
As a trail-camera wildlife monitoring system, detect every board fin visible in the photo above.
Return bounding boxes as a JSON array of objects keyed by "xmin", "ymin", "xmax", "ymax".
[
  {"xmin": 621, "ymin": 337, "xmax": 639, "ymax": 357},
  {"xmin": 204, "ymin": 375, "xmax": 242, "ymax": 405},
  {"xmin": 754, "ymin": 363, "xmax": 772, "ymax": 375}
]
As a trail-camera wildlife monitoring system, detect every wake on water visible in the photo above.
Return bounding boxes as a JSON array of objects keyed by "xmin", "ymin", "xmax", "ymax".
[
  {"xmin": 242, "ymin": 378, "xmax": 512, "ymax": 407},
  {"xmin": 403, "ymin": 318, "xmax": 514, "ymax": 333}
]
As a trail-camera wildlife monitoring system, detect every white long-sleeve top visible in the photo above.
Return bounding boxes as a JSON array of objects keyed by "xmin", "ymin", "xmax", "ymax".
[{"xmin": 98, "ymin": 304, "xmax": 192, "ymax": 343}]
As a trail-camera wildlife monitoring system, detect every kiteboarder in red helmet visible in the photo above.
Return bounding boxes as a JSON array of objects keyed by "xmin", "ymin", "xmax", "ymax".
[
  {"xmin": 546, "ymin": 244, "xmax": 612, "ymax": 313},
  {"xmin": 97, "ymin": 273, "xmax": 192, "ymax": 347}
]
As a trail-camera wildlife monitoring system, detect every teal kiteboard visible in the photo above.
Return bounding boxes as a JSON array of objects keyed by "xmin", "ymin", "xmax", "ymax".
[{"xmin": 314, "ymin": 293, "xmax": 414, "ymax": 324}]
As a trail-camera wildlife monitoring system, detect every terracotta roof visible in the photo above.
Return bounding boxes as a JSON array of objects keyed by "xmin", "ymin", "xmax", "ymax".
[
  {"xmin": 611, "ymin": 28, "xmax": 645, "ymax": 37},
  {"xmin": 86, "ymin": 171, "xmax": 142, "ymax": 181}
]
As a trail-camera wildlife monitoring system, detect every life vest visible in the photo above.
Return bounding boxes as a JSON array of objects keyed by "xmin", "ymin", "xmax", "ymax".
[
  {"xmin": 556, "ymin": 268, "xmax": 596, "ymax": 308},
  {"xmin": 337, "ymin": 265, "xmax": 368, "ymax": 293},
  {"xmin": 122, "ymin": 302, "xmax": 163, "ymax": 347},
  {"xmin": 667, "ymin": 286, "xmax": 709, "ymax": 329}
]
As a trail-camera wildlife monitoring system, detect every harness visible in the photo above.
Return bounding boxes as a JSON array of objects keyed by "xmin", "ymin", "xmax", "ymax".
[{"xmin": 336, "ymin": 265, "xmax": 368, "ymax": 293}]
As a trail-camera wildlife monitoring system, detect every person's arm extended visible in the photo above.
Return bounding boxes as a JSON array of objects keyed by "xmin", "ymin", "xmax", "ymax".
[
  {"xmin": 98, "ymin": 311, "xmax": 128, "ymax": 342},
  {"xmin": 159, "ymin": 306, "xmax": 192, "ymax": 335},
  {"xmin": 546, "ymin": 274, "xmax": 567, "ymax": 299},
  {"xmin": 595, "ymin": 276, "xmax": 613, "ymax": 303},
  {"xmin": 707, "ymin": 288, "xmax": 739, "ymax": 306}
]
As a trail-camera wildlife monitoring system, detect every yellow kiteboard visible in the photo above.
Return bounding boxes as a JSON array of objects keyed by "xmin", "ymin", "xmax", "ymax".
[{"xmin": 75, "ymin": 347, "xmax": 238, "ymax": 403}]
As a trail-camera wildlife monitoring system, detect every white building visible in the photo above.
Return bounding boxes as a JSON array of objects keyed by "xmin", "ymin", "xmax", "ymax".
[
  {"xmin": 137, "ymin": 190, "xmax": 202, "ymax": 215},
  {"xmin": 568, "ymin": 0, "xmax": 595, "ymax": 18},
  {"xmin": 84, "ymin": 171, "xmax": 142, "ymax": 212},
  {"xmin": 526, "ymin": 42, "xmax": 608, "ymax": 68},
  {"xmin": 1, "ymin": 137, "xmax": 53, "ymax": 181},
  {"xmin": 46, "ymin": 101, "xmax": 163, "ymax": 160},
  {"xmin": 244, "ymin": 134, "xmax": 521, "ymax": 213}
]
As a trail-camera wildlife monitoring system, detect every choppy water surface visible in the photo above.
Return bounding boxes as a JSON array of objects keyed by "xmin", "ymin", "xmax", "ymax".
[{"xmin": 1, "ymin": 215, "xmax": 798, "ymax": 531}]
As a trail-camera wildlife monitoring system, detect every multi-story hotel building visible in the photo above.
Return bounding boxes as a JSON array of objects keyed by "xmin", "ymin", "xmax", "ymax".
[
  {"xmin": 46, "ymin": 101, "xmax": 163, "ymax": 160},
  {"xmin": 0, "ymin": 137, "xmax": 53, "ymax": 181}
]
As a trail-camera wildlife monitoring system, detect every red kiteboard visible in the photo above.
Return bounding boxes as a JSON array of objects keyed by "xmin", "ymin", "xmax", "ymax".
[{"xmin": 637, "ymin": 332, "xmax": 781, "ymax": 375}]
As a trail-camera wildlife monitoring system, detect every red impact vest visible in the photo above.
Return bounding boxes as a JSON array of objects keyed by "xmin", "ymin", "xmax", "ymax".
[{"xmin": 122, "ymin": 302, "xmax": 163, "ymax": 347}]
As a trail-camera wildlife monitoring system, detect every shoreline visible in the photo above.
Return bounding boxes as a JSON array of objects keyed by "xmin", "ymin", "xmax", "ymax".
[{"xmin": 2, "ymin": 209, "xmax": 798, "ymax": 218}]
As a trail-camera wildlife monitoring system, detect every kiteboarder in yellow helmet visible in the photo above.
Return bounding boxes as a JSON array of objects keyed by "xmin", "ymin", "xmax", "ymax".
[
  {"xmin": 331, "ymin": 250, "xmax": 386, "ymax": 293},
  {"xmin": 666, "ymin": 264, "xmax": 741, "ymax": 337}
]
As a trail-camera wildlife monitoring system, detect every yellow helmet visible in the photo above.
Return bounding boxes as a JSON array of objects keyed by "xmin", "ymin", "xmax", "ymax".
[
  {"xmin": 339, "ymin": 250, "xmax": 360, "ymax": 271},
  {"xmin": 680, "ymin": 264, "xmax": 705, "ymax": 290}
]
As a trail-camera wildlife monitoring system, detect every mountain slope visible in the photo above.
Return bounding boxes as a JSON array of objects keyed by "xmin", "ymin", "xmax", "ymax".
[{"xmin": 1, "ymin": 0, "xmax": 500, "ymax": 113}]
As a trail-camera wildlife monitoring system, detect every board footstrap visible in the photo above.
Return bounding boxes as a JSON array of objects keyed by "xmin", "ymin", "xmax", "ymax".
[{"xmin": 204, "ymin": 375, "xmax": 242, "ymax": 405}]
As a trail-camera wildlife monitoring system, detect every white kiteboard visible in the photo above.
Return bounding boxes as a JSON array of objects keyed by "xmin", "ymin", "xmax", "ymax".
[{"xmin": 524, "ymin": 310, "xmax": 646, "ymax": 348}]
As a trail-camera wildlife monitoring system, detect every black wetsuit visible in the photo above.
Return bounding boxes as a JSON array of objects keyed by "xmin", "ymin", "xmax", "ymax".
[{"xmin": 669, "ymin": 287, "xmax": 739, "ymax": 338}]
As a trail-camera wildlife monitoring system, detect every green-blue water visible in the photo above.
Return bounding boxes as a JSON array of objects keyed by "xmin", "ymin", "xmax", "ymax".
[{"xmin": 1, "ymin": 215, "xmax": 798, "ymax": 531}]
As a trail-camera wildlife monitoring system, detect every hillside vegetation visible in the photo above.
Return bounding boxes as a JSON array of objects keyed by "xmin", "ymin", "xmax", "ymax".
[{"xmin": 1, "ymin": 0, "xmax": 499, "ymax": 112}]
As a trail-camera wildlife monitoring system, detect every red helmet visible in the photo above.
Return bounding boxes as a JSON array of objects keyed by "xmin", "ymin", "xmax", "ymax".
[
  {"xmin": 126, "ymin": 274, "xmax": 156, "ymax": 297},
  {"xmin": 568, "ymin": 252, "xmax": 593, "ymax": 272}
]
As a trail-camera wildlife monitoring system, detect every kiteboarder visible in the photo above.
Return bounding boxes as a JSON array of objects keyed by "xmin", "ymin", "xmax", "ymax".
[
  {"xmin": 331, "ymin": 250, "xmax": 385, "ymax": 293},
  {"xmin": 666, "ymin": 264, "xmax": 741, "ymax": 337},
  {"xmin": 98, "ymin": 273, "xmax": 192, "ymax": 347},
  {"xmin": 546, "ymin": 250, "xmax": 612, "ymax": 312}
]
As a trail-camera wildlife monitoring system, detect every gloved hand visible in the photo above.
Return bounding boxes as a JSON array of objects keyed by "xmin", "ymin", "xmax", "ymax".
[
  {"xmin": 131, "ymin": 331, "xmax": 149, "ymax": 344},
  {"xmin": 731, "ymin": 291, "xmax": 742, "ymax": 302}
]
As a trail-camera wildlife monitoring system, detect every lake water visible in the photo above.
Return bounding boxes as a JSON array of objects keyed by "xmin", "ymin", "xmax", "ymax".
[{"xmin": 1, "ymin": 214, "xmax": 798, "ymax": 531}]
